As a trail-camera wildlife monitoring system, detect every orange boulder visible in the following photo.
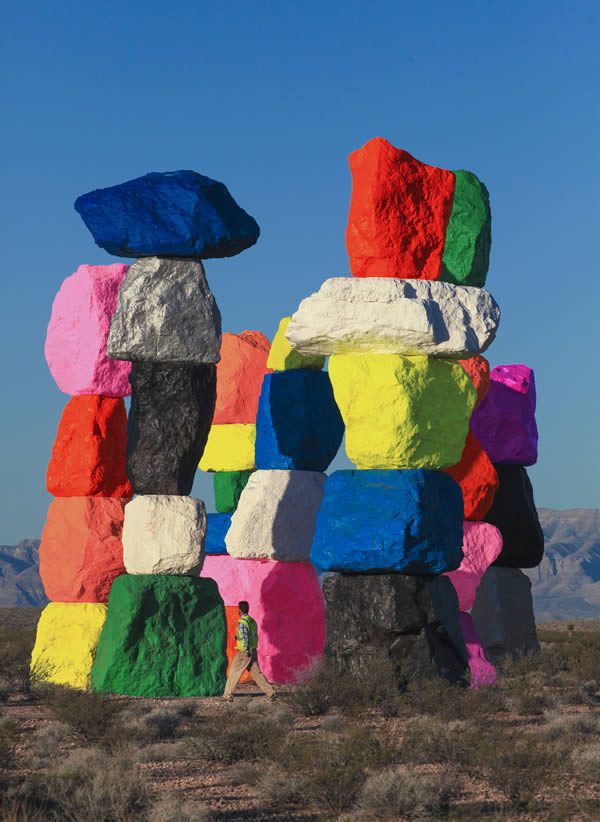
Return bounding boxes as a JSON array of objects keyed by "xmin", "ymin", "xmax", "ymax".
[
  {"xmin": 459, "ymin": 356, "xmax": 490, "ymax": 407},
  {"xmin": 39, "ymin": 497, "xmax": 127, "ymax": 603},
  {"xmin": 47, "ymin": 396, "xmax": 132, "ymax": 498},
  {"xmin": 444, "ymin": 432, "xmax": 499, "ymax": 521},
  {"xmin": 346, "ymin": 137, "xmax": 455, "ymax": 279},
  {"xmin": 225, "ymin": 605, "xmax": 251, "ymax": 683},
  {"xmin": 213, "ymin": 331, "xmax": 271, "ymax": 424}
]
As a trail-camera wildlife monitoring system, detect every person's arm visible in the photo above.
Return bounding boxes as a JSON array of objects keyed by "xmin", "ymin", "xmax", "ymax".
[{"xmin": 238, "ymin": 620, "xmax": 250, "ymax": 654}]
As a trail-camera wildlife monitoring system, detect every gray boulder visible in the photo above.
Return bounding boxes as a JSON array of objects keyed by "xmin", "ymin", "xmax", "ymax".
[{"xmin": 107, "ymin": 257, "xmax": 221, "ymax": 363}]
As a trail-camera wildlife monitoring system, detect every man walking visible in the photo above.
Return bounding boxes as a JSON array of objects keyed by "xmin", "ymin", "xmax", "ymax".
[{"xmin": 222, "ymin": 601, "xmax": 275, "ymax": 701}]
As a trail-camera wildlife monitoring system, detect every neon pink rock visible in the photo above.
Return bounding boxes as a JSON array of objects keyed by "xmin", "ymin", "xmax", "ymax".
[
  {"xmin": 470, "ymin": 364, "xmax": 538, "ymax": 465},
  {"xmin": 201, "ymin": 556, "xmax": 325, "ymax": 683},
  {"xmin": 459, "ymin": 612, "xmax": 496, "ymax": 688},
  {"xmin": 445, "ymin": 521, "xmax": 503, "ymax": 611},
  {"xmin": 45, "ymin": 264, "xmax": 131, "ymax": 396}
]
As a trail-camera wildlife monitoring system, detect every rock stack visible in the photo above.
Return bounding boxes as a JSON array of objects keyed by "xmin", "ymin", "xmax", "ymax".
[
  {"xmin": 32, "ymin": 263, "xmax": 133, "ymax": 688},
  {"xmin": 33, "ymin": 170, "xmax": 260, "ymax": 696},
  {"xmin": 286, "ymin": 138, "xmax": 510, "ymax": 687},
  {"xmin": 200, "ymin": 317, "xmax": 342, "ymax": 683}
]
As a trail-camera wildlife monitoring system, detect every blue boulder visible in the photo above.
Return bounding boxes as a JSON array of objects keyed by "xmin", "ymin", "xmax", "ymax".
[
  {"xmin": 311, "ymin": 470, "xmax": 464, "ymax": 574},
  {"xmin": 255, "ymin": 370, "xmax": 344, "ymax": 471},
  {"xmin": 205, "ymin": 513, "xmax": 231, "ymax": 555},
  {"xmin": 74, "ymin": 171, "xmax": 260, "ymax": 258}
]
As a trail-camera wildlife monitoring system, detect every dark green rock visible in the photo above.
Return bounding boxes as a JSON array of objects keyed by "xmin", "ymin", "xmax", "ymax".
[
  {"xmin": 91, "ymin": 575, "xmax": 227, "ymax": 697},
  {"xmin": 214, "ymin": 470, "xmax": 253, "ymax": 513},
  {"xmin": 441, "ymin": 170, "xmax": 491, "ymax": 287}
]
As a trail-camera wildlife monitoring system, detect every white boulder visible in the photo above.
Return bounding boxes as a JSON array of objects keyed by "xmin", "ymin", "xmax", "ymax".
[
  {"xmin": 225, "ymin": 470, "xmax": 325, "ymax": 562},
  {"xmin": 123, "ymin": 495, "xmax": 206, "ymax": 575},
  {"xmin": 286, "ymin": 277, "xmax": 500, "ymax": 358}
]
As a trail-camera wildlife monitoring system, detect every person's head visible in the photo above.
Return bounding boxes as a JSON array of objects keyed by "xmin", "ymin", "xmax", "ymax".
[{"xmin": 238, "ymin": 600, "xmax": 249, "ymax": 616}]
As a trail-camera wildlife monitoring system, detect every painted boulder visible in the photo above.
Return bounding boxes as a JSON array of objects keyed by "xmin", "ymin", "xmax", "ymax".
[
  {"xmin": 205, "ymin": 513, "xmax": 231, "ymax": 555},
  {"xmin": 201, "ymin": 555, "xmax": 325, "ymax": 683},
  {"xmin": 329, "ymin": 354, "xmax": 476, "ymax": 469},
  {"xmin": 214, "ymin": 470, "xmax": 253, "ymax": 513},
  {"xmin": 45, "ymin": 263, "xmax": 131, "ymax": 397},
  {"xmin": 47, "ymin": 396, "xmax": 132, "ymax": 498},
  {"xmin": 470, "ymin": 364, "xmax": 538, "ymax": 465},
  {"xmin": 444, "ymin": 432, "xmax": 499, "ymax": 521},
  {"xmin": 39, "ymin": 497, "xmax": 126, "ymax": 603},
  {"xmin": 75, "ymin": 170, "xmax": 260, "ymax": 258},
  {"xmin": 459, "ymin": 612, "xmax": 497, "ymax": 689},
  {"xmin": 267, "ymin": 316, "xmax": 324, "ymax": 371},
  {"xmin": 345, "ymin": 137, "xmax": 490, "ymax": 285},
  {"xmin": 199, "ymin": 424, "xmax": 256, "ymax": 472},
  {"xmin": 226, "ymin": 470, "xmax": 325, "ymax": 562},
  {"xmin": 255, "ymin": 371, "xmax": 344, "ymax": 471},
  {"xmin": 214, "ymin": 331, "xmax": 271, "ymax": 424},
  {"xmin": 91, "ymin": 575, "xmax": 227, "ymax": 697},
  {"xmin": 311, "ymin": 470, "xmax": 464, "ymax": 574},
  {"xmin": 459, "ymin": 356, "xmax": 490, "ymax": 407},
  {"xmin": 444, "ymin": 521, "xmax": 503, "ymax": 611}
]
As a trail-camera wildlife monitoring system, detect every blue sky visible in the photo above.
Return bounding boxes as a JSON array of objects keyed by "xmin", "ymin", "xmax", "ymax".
[{"xmin": 1, "ymin": 1, "xmax": 599, "ymax": 543}]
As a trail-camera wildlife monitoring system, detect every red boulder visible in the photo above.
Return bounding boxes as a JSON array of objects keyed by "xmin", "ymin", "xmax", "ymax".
[
  {"xmin": 213, "ymin": 331, "xmax": 271, "ymax": 424},
  {"xmin": 459, "ymin": 356, "xmax": 490, "ymax": 407},
  {"xmin": 445, "ymin": 432, "xmax": 499, "ymax": 521}
]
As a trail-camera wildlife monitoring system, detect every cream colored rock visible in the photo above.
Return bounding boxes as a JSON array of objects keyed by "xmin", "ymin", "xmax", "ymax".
[
  {"xmin": 123, "ymin": 495, "xmax": 206, "ymax": 575},
  {"xmin": 286, "ymin": 277, "xmax": 500, "ymax": 358},
  {"xmin": 225, "ymin": 470, "xmax": 325, "ymax": 562}
]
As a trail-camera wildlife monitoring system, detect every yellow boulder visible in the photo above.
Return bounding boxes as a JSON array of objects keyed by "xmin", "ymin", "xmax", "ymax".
[
  {"xmin": 30, "ymin": 602, "xmax": 107, "ymax": 689},
  {"xmin": 199, "ymin": 424, "xmax": 256, "ymax": 472},
  {"xmin": 329, "ymin": 354, "xmax": 476, "ymax": 469},
  {"xmin": 267, "ymin": 317, "xmax": 325, "ymax": 371}
]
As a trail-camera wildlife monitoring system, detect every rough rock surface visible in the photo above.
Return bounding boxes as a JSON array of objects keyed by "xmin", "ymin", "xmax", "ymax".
[
  {"xmin": 311, "ymin": 470, "xmax": 464, "ymax": 574},
  {"xmin": 202, "ymin": 556, "xmax": 325, "ymax": 683},
  {"xmin": 75, "ymin": 170, "xmax": 260, "ymax": 258},
  {"xmin": 440, "ymin": 170, "xmax": 491, "ymax": 287},
  {"xmin": 470, "ymin": 364, "xmax": 538, "ymax": 465},
  {"xmin": 471, "ymin": 567, "xmax": 540, "ymax": 662},
  {"xmin": 267, "ymin": 317, "xmax": 325, "ymax": 371},
  {"xmin": 345, "ymin": 138, "xmax": 455, "ymax": 280},
  {"xmin": 444, "ymin": 432, "xmax": 499, "ymax": 521},
  {"xmin": 226, "ymin": 470, "xmax": 325, "ymax": 562},
  {"xmin": 458, "ymin": 355, "xmax": 490, "ymax": 407},
  {"xmin": 205, "ymin": 513, "xmax": 231, "ymax": 555},
  {"xmin": 127, "ymin": 362, "xmax": 216, "ymax": 495},
  {"xmin": 214, "ymin": 331, "xmax": 271, "ymax": 424},
  {"xmin": 484, "ymin": 464, "xmax": 544, "ymax": 568},
  {"xmin": 107, "ymin": 258, "xmax": 221, "ymax": 363},
  {"xmin": 329, "ymin": 354, "xmax": 476, "ymax": 469},
  {"xmin": 30, "ymin": 603, "xmax": 107, "ymax": 689},
  {"xmin": 459, "ymin": 612, "xmax": 497, "ymax": 688},
  {"xmin": 39, "ymin": 497, "xmax": 126, "ymax": 603},
  {"xmin": 122, "ymin": 495, "xmax": 206, "ymax": 575},
  {"xmin": 199, "ymin": 424, "xmax": 256, "ymax": 472},
  {"xmin": 445, "ymin": 522, "xmax": 503, "ymax": 611},
  {"xmin": 47, "ymin": 396, "xmax": 132, "ymax": 498},
  {"xmin": 214, "ymin": 470, "xmax": 253, "ymax": 513},
  {"xmin": 255, "ymin": 371, "xmax": 344, "ymax": 471},
  {"xmin": 225, "ymin": 605, "xmax": 251, "ymax": 683},
  {"xmin": 45, "ymin": 264, "xmax": 131, "ymax": 396},
  {"xmin": 286, "ymin": 278, "xmax": 500, "ymax": 358},
  {"xmin": 91, "ymin": 575, "xmax": 227, "ymax": 697},
  {"xmin": 322, "ymin": 574, "xmax": 467, "ymax": 685}
]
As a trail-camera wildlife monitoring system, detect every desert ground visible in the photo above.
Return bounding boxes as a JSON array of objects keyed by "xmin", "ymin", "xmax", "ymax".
[{"xmin": 1, "ymin": 609, "xmax": 599, "ymax": 821}]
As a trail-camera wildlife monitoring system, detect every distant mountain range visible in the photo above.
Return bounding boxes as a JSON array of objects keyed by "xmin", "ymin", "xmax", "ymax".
[{"xmin": 1, "ymin": 509, "xmax": 599, "ymax": 621}]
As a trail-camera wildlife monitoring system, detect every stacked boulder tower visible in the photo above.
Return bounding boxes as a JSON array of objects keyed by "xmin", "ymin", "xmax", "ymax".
[{"xmin": 285, "ymin": 137, "xmax": 541, "ymax": 686}]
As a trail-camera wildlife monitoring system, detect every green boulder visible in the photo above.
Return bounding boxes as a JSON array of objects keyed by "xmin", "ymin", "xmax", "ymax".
[
  {"xmin": 214, "ymin": 470, "xmax": 252, "ymax": 513},
  {"xmin": 91, "ymin": 575, "xmax": 227, "ymax": 697},
  {"xmin": 441, "ymin": 170, "xmax": 491, "ymax": 287}
]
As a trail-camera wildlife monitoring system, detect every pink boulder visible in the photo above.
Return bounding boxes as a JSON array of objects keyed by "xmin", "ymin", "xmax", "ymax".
[
  {"xmin": 445, "ymin": 521, "xmax": 503, "ymax": 611},
  {"xmin": 459, "ymin": 612, "xmax": 496, "ymax": 689},
  {"xmin": 201, "ymin": 556, "xmax": 325, "ymax": 683},
  {"xmin": 470, "ymin": 364, "xmax": 538, "ymax": 465},
  {"xmin": 45, "ymin": 264, "xmax": 131, "ymax": 396}
]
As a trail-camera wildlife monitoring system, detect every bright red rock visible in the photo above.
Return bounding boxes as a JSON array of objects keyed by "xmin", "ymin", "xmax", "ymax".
[
  {"xmin": 346, "ymin": 138, "xmax": 455, "ymax": 279},
  {"xmin": 47, "ymin": 396, "xmax": 132, "ymax": 498},
  {"xmin": 444, "ymin": 432, "xmax": 499, "ymax": 521},
  {"xmin": 213, "ymin": 331, "xmax": 272, "ymax": 424},
  {"xmin": 39, "ymin": 497, "xmax": 127, "ymax": 603},
  {"xmin": 459, "ymin": 356, "xmax": 490, "ymax": 407}
]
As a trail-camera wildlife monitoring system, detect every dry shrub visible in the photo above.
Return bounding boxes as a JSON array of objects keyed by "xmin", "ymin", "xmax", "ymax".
[
  {"xmin": 184, "ymin": 708, "xmax": 292, "ymax": 764},
  {"xmin": 131, "ymin": 741, "xmax": 188, "ymax": 763},
  {"xmin": 44, "ymin": 687, "xmax": 125, "ymax": 746},
  {"xmin": 256, "ymin": 765, "xmax": 307, "ymax": 808},
  {"xmin": 320, "ymin": 713, "xmax": 345, "ymax": 732},
  {"xmin": 123, "ymin": 706, "xmax": 185, "ymax": 741},
  {"xmin": 148, "ymin": 795, "xmax": 212, "ymax": 821},
  {"xmin": 26, "ymin": 721, "xmax": 72, "ymax": 768},
  {"xmin": 571, "ymin": 743, "xmax": 600, "ymax": 780},
  {"xmin": 357, "ymin": 766, "xmax": 459, "ymax": 818},
  {"xmin": 542, "ymin": 710, "xmax": 600, "ymax": 740},
  {"xmin": 0, "ymin": 628, "xmax": 37, "ymax": 698},
  {"xmin": 0, "ymin": 719, "xmax": 20, "ymax": 769},
  {"xmin": 400, "ymin": 716, "xmax": 480, "ymax": 770}
]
